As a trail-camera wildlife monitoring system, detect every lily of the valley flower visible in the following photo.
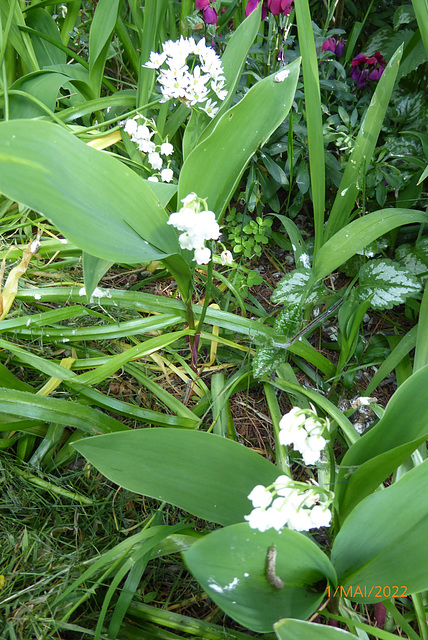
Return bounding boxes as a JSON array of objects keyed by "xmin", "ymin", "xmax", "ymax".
[
  {"xmin": 144, "ymin": 37, "xmax": 227, "ymax": 117},
  {"xmin": 122, "ymin": 116, "xmax": 176, "ymax": 183},
  {"xmin": 278, "ymin": 405, "xmax": 329, "ymax": 465},
  {"xmin": 245, "ymin": 475, "xmax": 333, "ymax": 532},
  {"xmin": 168, "ymin": 194, "xmax": 220, "ymax": 265}
]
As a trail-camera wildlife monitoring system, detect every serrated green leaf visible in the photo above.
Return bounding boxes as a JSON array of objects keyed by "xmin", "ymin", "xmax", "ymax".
[
  {"xmin": 253, "ymin": 347, "xmax": 287, "ymax": 378},
  {"xmin": 395, "ymin": 238, "xmax": 428, "ymax": 281},
  {"xmin": 393, "ymin": 4, "xmax": 415, "ymax": 29},
  {"xmin": 356, "ymin": 259, "xmax": 422, "ymax": 310},
  {"xmin": 271, "ymin": 269, "xmax": 326, "ymax": 306}
]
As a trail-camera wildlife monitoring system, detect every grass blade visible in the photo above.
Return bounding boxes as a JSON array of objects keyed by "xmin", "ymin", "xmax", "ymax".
[
  {"xmin": 295, "ymin": 0, "xmax": 325, "ymax": 256},
  {"xmin": 324, "ymin": 45, "xmax": 403, "ymax": 240}
]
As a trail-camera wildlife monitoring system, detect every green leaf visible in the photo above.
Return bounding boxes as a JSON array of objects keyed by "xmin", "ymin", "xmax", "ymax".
[
  {"xmin": 271, "ymin": 269, "xmax": 326, "ymax": 306},
  {"xmin": 332, "ymin": 459, "xmax": 428, "ymax": 601},
  {"xmin": 88, "ymin": 0, "xmax": 120, "ymax": 95},
  {"xmin": 184, "ymin": 523, "xmax": 336, "ymax": 633},
  {"xmin": 313, "ymin": 209, "xmax": 428, "ymax": 282},
  {"xmin": 83, "ymin": 253, "xmax": 114, "ymax": 300},
  {"xmin": 335, "ymin": 364, "xmax": 428, "ymax": 519},
  {"xmin": 0, "ymin": 120, "xmax": 179, "ymax": 264},
  {"xmin": 396, "ymin": 237, "xmax": 428, "ymax": 281},
  {"xmin": 73, "ymin": 429, "xmax": 280, "ymax": 526},
  {"xmin": 295, "ymin": 0, "xmax": 325, "ymax": 254},
  {"xmin": 325, "ymin": 46, "xmax": 403, "ymax": 239},
  {"xmin": 253, "ymin": 306, "xmax": 302, "ymax": 377},
  {"xmin": 9, "ymin": 70, "xmax": 74, "ymax": 118},
  {"xmin": 181, "ymin": 7, "xmax": 261, "ymax": 158},
  {"xmin": 356, "ymin": 259, "xmax": 422, "ymax": 309},
  {"xmin": 274, "ymin": 619, "xmax": 358, "ymax": 640},
  {"xmin": 26, "ymin": 8, "xmax": 66, "ymax": 67},
  {"xmin": 178, "ymin": 58, "xmax": 301, "ymax": 220},
  {"xmin": 0, "ymin": 388, "xmax": 127, "ymax": 434},
  {"xmin": 415, "ymin": 281, "xmax": 428, "ymax": 371}
]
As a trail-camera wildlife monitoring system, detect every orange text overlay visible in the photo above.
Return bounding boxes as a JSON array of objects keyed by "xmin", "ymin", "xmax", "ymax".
[{"xmin": 327, "ymin": 585, "xmax": 408, "ymax": 599}]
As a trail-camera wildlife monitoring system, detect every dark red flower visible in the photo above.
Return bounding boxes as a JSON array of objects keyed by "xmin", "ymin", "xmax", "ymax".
[{"xmin": 350, "ymin": 51, "xmax": 386, "ymax": 88}]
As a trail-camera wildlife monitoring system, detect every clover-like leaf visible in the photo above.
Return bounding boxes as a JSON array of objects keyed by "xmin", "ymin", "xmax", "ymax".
[{"xmin": 356, "ymin": 259, "xmax": 422, "ymax": 310}]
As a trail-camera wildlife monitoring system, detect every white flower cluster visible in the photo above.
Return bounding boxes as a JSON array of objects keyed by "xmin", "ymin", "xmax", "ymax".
[
  {"xmin": 144, "ymin": 37, "xmax": 227, "ymax": 117},
  {"xmin": 245, "ymin": 475, "xmax": 333, "ymax": 532},
  {"xmin": 168, "ymin": 193, "xmax": 220, "ymax": 265},
  {"xmin": 123, "ymin": 117, "xmax": 174, "ymax": 183},
  {"xmin": 279, "ymin": 405, "xmax": 329, "ymax": 465}
]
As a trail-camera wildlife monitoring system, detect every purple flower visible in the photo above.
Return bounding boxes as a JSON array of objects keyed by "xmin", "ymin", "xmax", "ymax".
[
  {"xmin": 245, "ymin": 0, "xmax": 294, "ymax": 19},
  {"xmin": 321, "ymin": 37, "xmax": 346, "ymax": 57},
  {"xmin": 350, "ymin": 51, "xmax": 386, "ymax": 88},
  {"xmin": 267, "ymin": 0, "xmax": 294, "ymax": 15},
  {"xmin": 195, "ymin": 0, "xmax": 218, "ymax": 25},
  {"xmin": 245, "ymin": 0, "xmax": 267, "ymax": 19},
  {"xmin": 203, "ymin": 5, "xmax": 218, "ymax": 24}
]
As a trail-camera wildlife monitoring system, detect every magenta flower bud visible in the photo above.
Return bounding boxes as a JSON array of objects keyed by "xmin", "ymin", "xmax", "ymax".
[
  {"xmin": 203, "ymin": 5, "xmax": 218, "ymax": 24},
  {"xmin": 267, "ymin": 0, "xmax": 294, "ymax": 15},
  {"xmin": 322, "ymin": 38, "xmax": 336, "ymax": 53},
  {"xmin": 335, "ymin": 39, "xmax": 346, "ymax": 57},
  {"xmin": 245, "ymin": 0, "xmax": 267, "ymax": 20},
  {"xmin": 195, "ymin": 0, "xmax": 210, "ymax": 9}
]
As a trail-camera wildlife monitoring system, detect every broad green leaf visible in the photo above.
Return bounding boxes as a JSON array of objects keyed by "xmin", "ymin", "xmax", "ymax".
[
  {"xmin": 88, "ymin": 0, "xmax": 120, "ymax": 95},
  {"xmin": 73, "ymin": 429, "xmax": 280, "ymax": 526},
  {"xmin": 9, "ymin": 70, "xmax": 74, "ymax": 118},
  {"xmin": 1, "ymin": 0, "xmax": 39, "ymax": 72},
  {"xmin": 275, "ymin": 619, "xmax": 358, "ymax": 640},
  {"xmin": 178, "ymin": 58, "xmax": 301, "ymax": 220},
  {"xmin": 137, "ymin": 0, "xmax": 168, "ymax": 107},
  {"xmin": 194, "ymin": 5, "xmax": 262, "ymax": 145},
  {"xmin": 336, "ymin": 364, "xmax": 428, "ymax": 519},
  {"xmin": 313, "ymin": 209, "xmax": 428, "ymax": 282},
  {"xmin": 0, "ymin": 387, "xmax": 127, "ymax": 434},
  {"xmin": 26, "ymin": 8, "xmax": 66, "ymax": 67},
  {"xmin": 332, "ymin": 459, "xmax": 428, "ymax": 600},
  {"xmin": 356, "ymin": 259, "xmax": 422, "ymax": 309},
  {"xmin": 0, "ymin": 120, "xmax": 179, "ymax": 264},
  {"xmin": 183, "ymin": 523, "xmax": 336, "ymax": 633},
  {"xmin": 271, "ymin": 269, "xmax": 326, "ymax": 306},
  {"xmin": 325, "ymin": 46, "xmax": 403, "ymax": 239}
]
